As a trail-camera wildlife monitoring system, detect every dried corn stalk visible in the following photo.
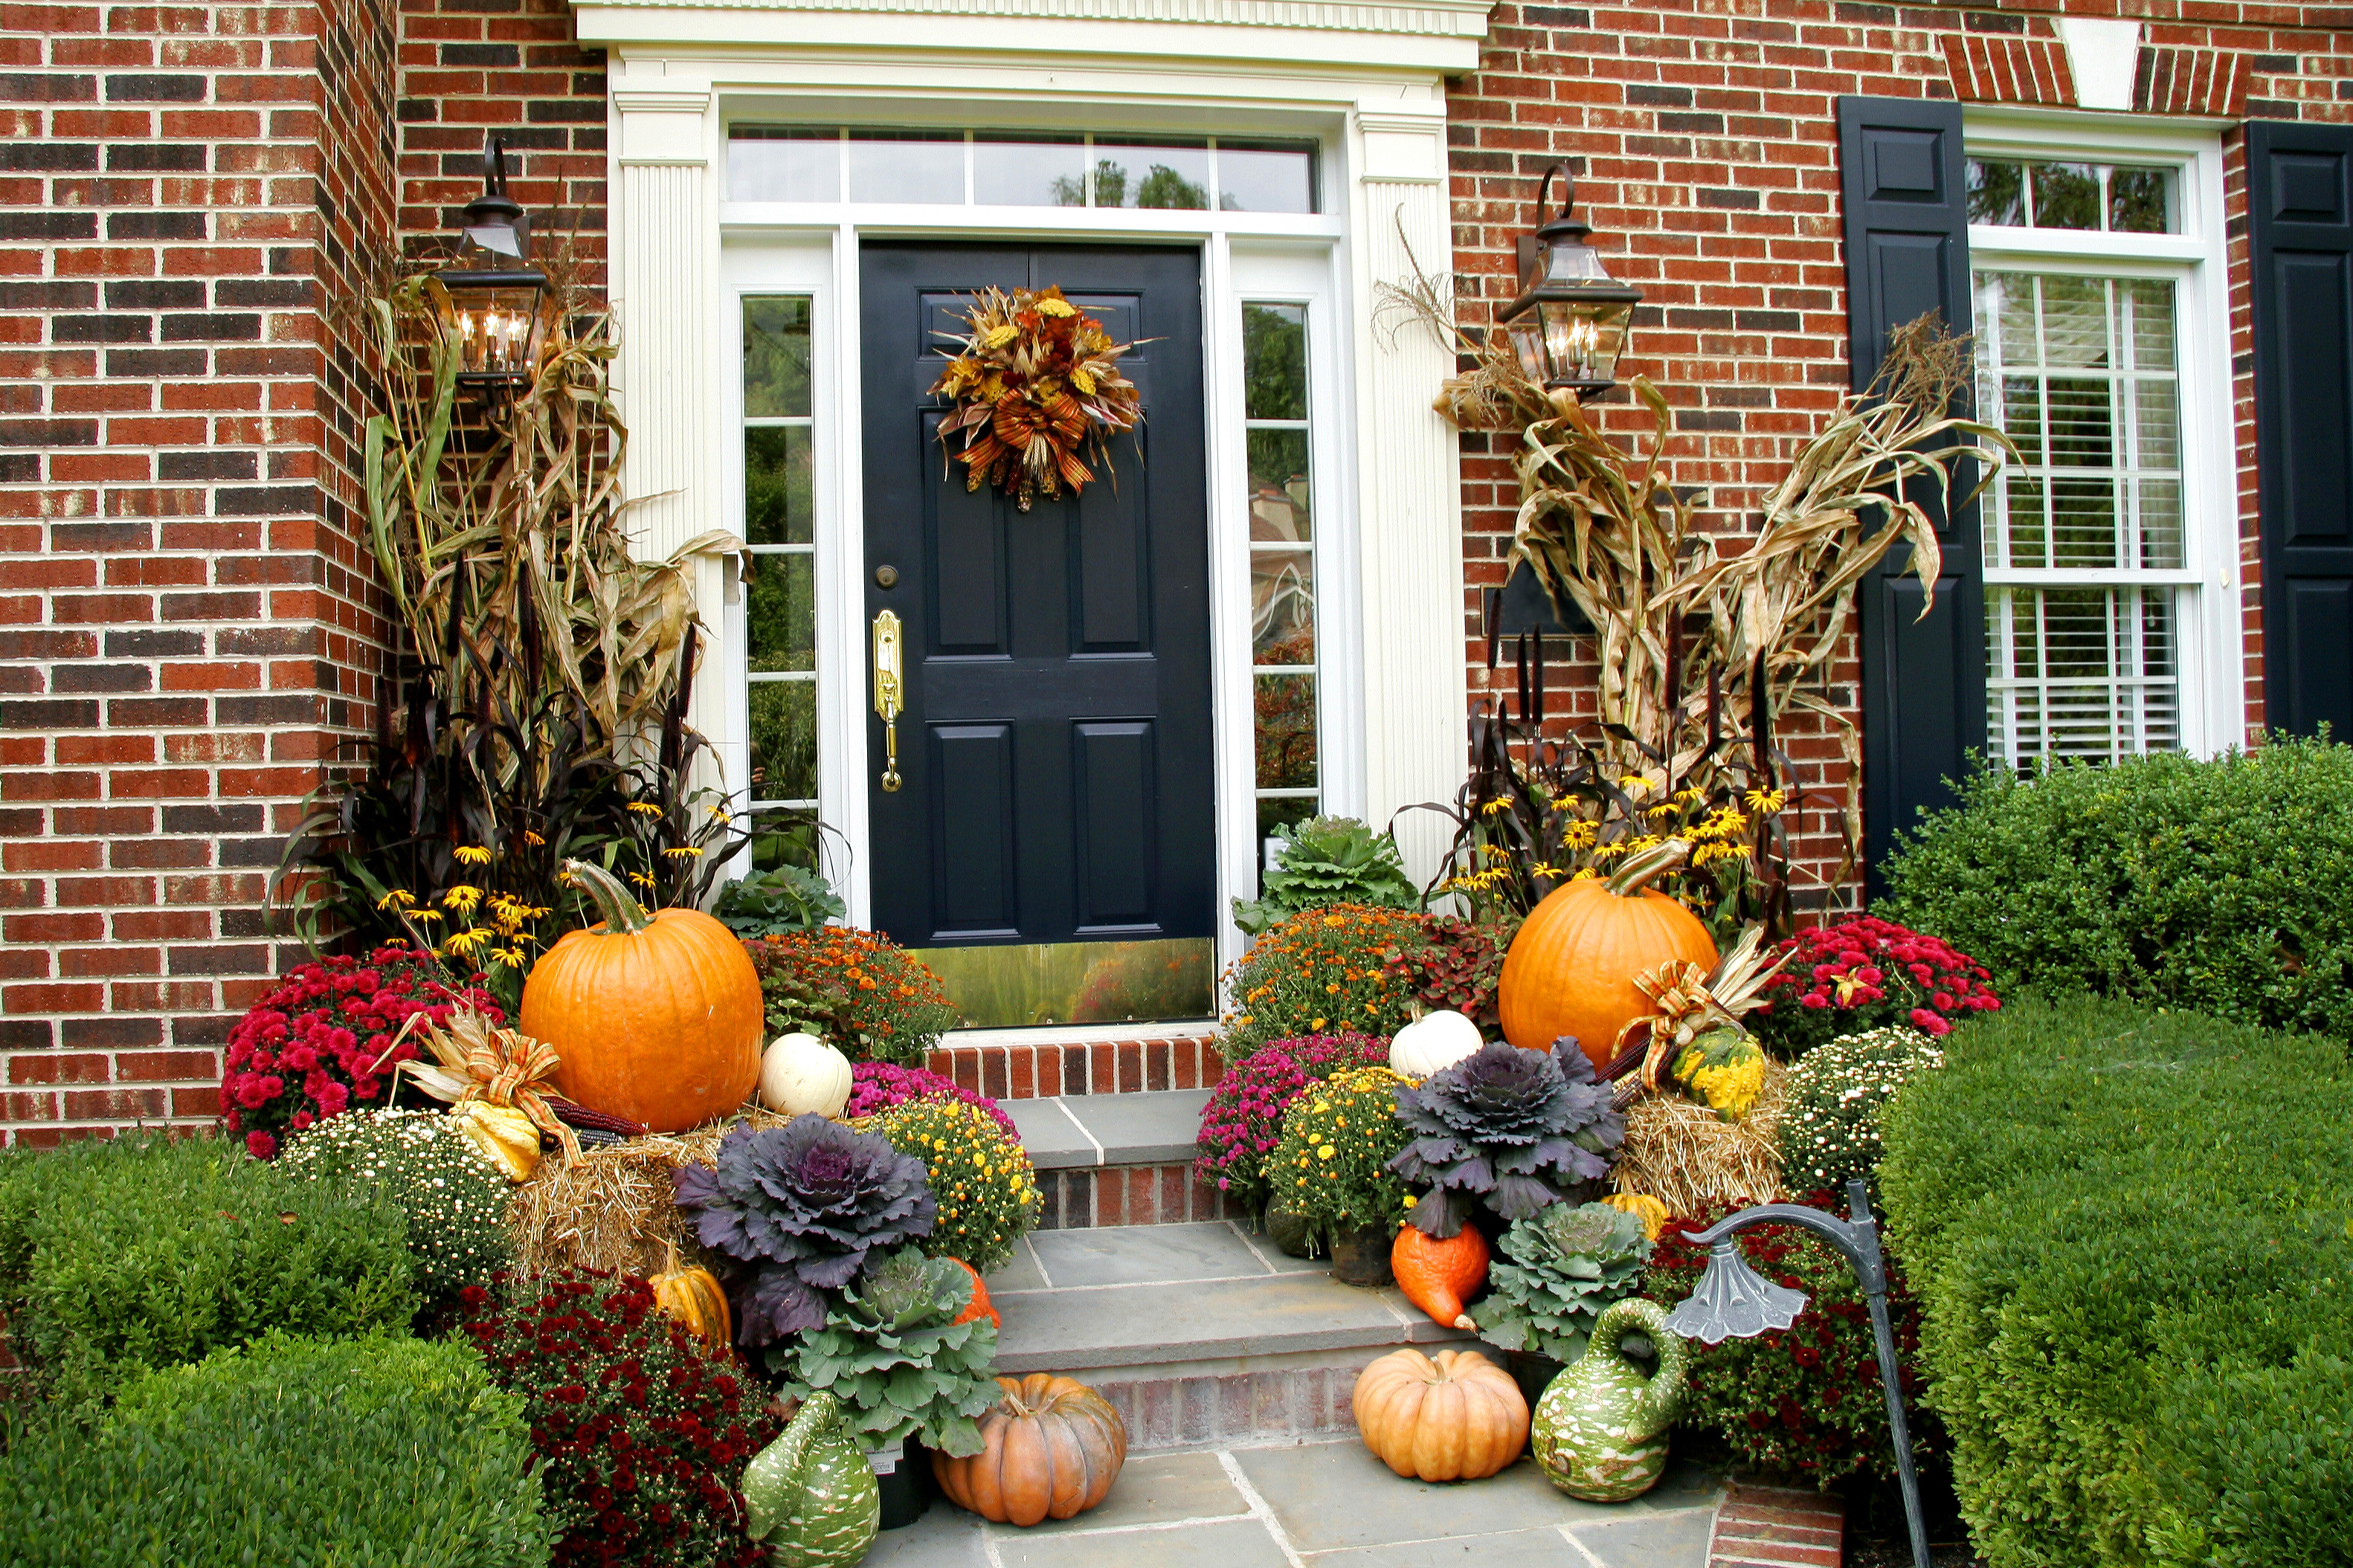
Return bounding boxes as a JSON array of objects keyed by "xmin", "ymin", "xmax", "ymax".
[{"xmin": 1388, "ymin": 261, "xmax": 2014, "ymax": 888}]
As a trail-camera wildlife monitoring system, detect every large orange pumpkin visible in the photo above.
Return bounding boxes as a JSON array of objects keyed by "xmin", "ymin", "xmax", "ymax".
[
  {"xmin": 1497, "ymin": 839, "xmax": 1717, "ymax": 1071},
  {"xmin": 520, "ymin": 859, "xmax": 764, "ymax": 1133},
  {"xmin": 1393, "ymin": 1222, "xmax": 1489, "ymax": 1331},
  {"xmin": 933, "ymin": 1373, "xmax": 1127, "ymax": 1526},
  {"xmin": 1352, "ymin": 1347, "xmax": 1528, "ymax": 1482}
]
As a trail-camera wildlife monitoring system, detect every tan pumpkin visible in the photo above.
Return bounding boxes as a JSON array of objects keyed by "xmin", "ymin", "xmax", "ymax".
[
  {"xmin": 1497, "ymin": 839, "xmax": 1718, "ymax": 1071},
  {"xmin": 1352, "ymin": 1347, "xmax": 1529, "ymax": 1482},
  {"xmin": 649, "ymin": 1242, "xmax": 732, "ymax": 1352},
  {"xmin": 933, "ymin": 1373, "xmax": 1127, "ymax": 1526},
  {"xmin": 520, "ymin": 859, "xmax": 764, "ymax": 1134}
]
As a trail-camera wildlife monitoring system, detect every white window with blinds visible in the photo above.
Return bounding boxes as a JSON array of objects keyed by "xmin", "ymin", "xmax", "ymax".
[{"xmin": 1964, "ymin": 122, "xmax": 2239, "ymax": 767}]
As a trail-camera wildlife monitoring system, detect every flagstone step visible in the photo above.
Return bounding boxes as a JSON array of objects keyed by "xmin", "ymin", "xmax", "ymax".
[
  {"xmin": 1001, "ymin": 1088, "xmax": 1243, "ymax": 1229},
  {"xmin": 982, "ymin": 1220, "xmax": 1473, "ymax": 1448}
]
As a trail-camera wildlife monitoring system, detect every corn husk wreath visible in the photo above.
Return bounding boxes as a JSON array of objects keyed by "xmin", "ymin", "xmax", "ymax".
[
  {"xmin": 379, "ymin": 1006, "xmax": 582, "ymax": 1179},
  {"xmin": 930, "ymin": 285, "xmax": 1145, "ymax": 512}
]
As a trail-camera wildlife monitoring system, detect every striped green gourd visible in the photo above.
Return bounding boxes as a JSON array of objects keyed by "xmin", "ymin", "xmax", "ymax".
[{"xmin": 743, "ymin": 1390, "xmax": 880, "ymax": 1567}]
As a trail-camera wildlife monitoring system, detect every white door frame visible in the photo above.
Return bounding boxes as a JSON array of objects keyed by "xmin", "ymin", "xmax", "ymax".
[{"xmin": 588, "ymin": 3, "xmax": 1481, "ymax": 963}]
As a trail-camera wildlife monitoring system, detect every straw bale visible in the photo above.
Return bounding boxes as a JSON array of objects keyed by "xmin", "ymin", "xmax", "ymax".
[
  {"xmin": 1610, "ymin": 1057, "xmax": 1788, "ymax": 1218},
  {"xmin": 509, "ymin": 1106, "xmax": 790, "ymax": 1279}
]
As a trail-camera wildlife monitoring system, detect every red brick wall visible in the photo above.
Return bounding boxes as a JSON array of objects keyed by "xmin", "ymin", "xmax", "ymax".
[
  {"xmin": 1447, "ymin": 0, "xmax": 2353, "ymax": 916},
  {"xmin": 396, "ymin": 0, "xmax": 607, "ymax": 290},
  {"xmin": 0, "ymin": 0, "xmax": 398, "ymax": 1147}
]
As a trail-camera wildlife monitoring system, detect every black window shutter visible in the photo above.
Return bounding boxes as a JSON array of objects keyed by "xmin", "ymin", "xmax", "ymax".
[
  {"xmin": 1838, "ymin": 96, "xmax": 1981, "ymax": 894},
  {"xmin": 2248, "ymin": 120, "xmax": 2353, "ymax": 742}
]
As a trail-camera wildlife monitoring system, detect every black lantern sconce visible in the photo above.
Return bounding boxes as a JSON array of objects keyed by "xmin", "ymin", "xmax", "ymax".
[
  {"xmin": 1496, "ymin": 164, "xmax": 1644, "ymax": 397},
  {"xmin": 1659, "ymin": 1180, "xmax": 1933, "ymax": 1568},
  {"xmin": 436, "ymin": 136, "xmax": 548, "ymax": 408}
]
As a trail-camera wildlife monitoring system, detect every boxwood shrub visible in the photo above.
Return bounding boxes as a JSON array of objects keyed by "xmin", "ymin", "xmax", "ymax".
[
  {"xmin": 0, "ymin": 1132, "xmax": 414, "ymax": 1398},
  {"xmin": 1877, "ymin": 735, "xmax": 2353, "ymax": 1039},
  {"xmin": 0, "ymin": 1332, "xmax": 554, "ymax": 1567},
  {"xmin": 1878, "ymin": 995, "xmax": 2353, "ymax": 1568}
]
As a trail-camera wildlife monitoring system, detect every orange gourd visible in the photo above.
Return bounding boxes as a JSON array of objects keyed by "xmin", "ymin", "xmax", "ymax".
[
  {"xmin": 1351, "ymin": 1347, "xmax": 1528, "ymax": 1482},
  {"xmin": 649, "ymin": 1241, "xmax": 733, "ymax": 1352},
  {"xmin": 521, "ymin": 859, "xmax": 764, "ymax": 1134},
  {"xmin": 1497, "ymin": 839, "xmax": 1718, "ymax": 1071},
  {"xmin": 948, "ymin": 1256, "xmax": 1002, "ymax": 1329},
  {"xmin": 1392, "ymin": 1223, "xmax": 1489, "ymax": 1331},
  {"xmin": 933, "ymin": 1373, "xmax": 1127, "ymax": 1526}
]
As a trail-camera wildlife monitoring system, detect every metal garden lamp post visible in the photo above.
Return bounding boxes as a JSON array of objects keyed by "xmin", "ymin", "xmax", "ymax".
[
  {"xmin": 1496, "ymin": 163, "xmax": 1644, "ymax": 397},
  {"xmin": 1659, "ymin": 1178, "xmax": 1932, "ymax": 1568},
  {"xmin": 436, "ymin": 135, "xmax": 549, "ymax": 410}
]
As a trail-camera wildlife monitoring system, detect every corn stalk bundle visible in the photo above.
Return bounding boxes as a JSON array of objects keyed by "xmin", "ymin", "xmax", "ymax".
[{"xmin": 1388, "ymin": 258, "xmax": 2012, "ymax": 905}]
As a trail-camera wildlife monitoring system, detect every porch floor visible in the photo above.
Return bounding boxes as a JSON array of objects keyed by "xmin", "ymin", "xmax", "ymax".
[{"xmin": 862, "ymin": 1435, "xmax": 1724, "ymax": 1567}]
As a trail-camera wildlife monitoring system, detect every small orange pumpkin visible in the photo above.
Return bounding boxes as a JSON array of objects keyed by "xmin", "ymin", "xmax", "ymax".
[
  {"xmin": 649, "ymin": 1241, "xmax": 732, "ymax": 1352},
  {"xmin": 947, "ymin": 1256, "xmax": 1001, "ymax": 1329},
  {"xmin": 1352, "ymin": 1346, "xmax": 1528, "ymax": 1482},
  {"xmin": 521, "ymin": 859, "xmax": 764, "ymax": 1133},
  {"xmin": 1393, "ymin": 1222, "xmax": 1489, "ymax": 1331},
  {"xmin": 1497, "ymin": 839, "xmax": 1718, "ymax": 1071},
  {"xmin": 933, "ymin": 1373, "xmax": 1127, "ymax": 1526}
]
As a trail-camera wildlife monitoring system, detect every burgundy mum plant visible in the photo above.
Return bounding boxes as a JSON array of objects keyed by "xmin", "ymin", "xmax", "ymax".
[
  {"xmin": 222, "ymin": 945, "xmax": 498, "ymax": 1158},
  {"xmin": 1194, "ymin": 1031, "xmax": 1388, "ymax": 1213},
  {"xmin": 1750, "ymin": 916, "xmax": 1999, "ymax": 1056},
  {"xmin": 460, "ymin": 1270, "xmax": 779, "ymax": 1568}
]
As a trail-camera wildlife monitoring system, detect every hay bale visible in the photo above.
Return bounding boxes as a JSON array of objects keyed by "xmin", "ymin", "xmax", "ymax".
[
  {"xmin": 509, "ymin": 1107, "xmax": 790, "ymax": 1279},
  {"xmin": 1611, "ymin": 1057, "xmax": 1788, "ymax": 1218}
]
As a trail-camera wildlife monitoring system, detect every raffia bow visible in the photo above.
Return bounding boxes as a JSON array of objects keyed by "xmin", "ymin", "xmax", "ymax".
[
  {"xmin": 377, "ymin": 1007, "xmax": 582, "ymax": 1170},
  {"xmin": 1603, "ymin": 925, "xmax": 1792, "ymax": 1106}
]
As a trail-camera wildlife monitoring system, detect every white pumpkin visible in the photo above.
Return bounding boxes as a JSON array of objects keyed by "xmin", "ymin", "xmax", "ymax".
[
  {"xmin": 1389, "ymin": 1009, "xmax": 1484, "ymax": 1079},
  {"xmin": 759, "ymin": 1032, "xmax": 854, "ymax": 1118}
]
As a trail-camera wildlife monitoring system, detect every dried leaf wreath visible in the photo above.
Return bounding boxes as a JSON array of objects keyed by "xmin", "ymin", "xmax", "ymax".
[{"xmin": 930, "ymin": 285, "xmax": 1145, "ymax": 511}]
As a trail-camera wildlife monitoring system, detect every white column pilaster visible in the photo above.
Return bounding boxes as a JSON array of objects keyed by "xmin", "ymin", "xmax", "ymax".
[
  {"xmin": 612, "ymin": 83, "xmax": 731, "ymax": 784},
  {"xmin": 1348, "ymin": 106, "xmax": 1465, "ymax": 887}
]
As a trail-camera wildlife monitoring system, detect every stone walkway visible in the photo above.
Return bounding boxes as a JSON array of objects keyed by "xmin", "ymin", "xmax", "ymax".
[{"xmin": 863, "ymin": 1436, "xmax": 1722, "ymax": 1567}]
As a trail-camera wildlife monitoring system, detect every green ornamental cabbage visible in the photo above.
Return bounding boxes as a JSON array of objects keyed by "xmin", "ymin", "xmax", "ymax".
[
  {"xmin": 771, "ymin": 1246, "xmax": 1002, "ymax": 1456},
  {"xmin": 744, "ymin": 1390, "xmax": 881, "ymax": 1568},
  {"xmin": 1471, "ymin": 1201, "xmax": 1654, "ymax": 1364}
]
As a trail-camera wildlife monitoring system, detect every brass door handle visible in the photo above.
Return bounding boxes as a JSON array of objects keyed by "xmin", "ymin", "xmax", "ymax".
[{"xmin": 872, "ymin": 610, "xmax": 904, "ymax": 793}]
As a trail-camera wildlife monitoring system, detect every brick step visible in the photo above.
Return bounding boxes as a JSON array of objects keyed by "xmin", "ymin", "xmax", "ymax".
[
  {"xmin": 926, "ymin": 1027, "xmax": 1224, "ymax": 1102},
  {"xmin": 1003, "ymin": 1088, "xmax": 1232, "ymax": 1229},
  {"xmin": 982, "ymin": 1221, "xmax": 1471, "ymax": 1450}
]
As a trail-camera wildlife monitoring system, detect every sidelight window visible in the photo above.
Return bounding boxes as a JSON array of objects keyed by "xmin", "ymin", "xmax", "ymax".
[
  {"xmin": 741, "ymin": 296, "xmax": 820, "ymax": 854},
  {"xmin": 1243, "ymin": 300, "xmax": 1320, "ymax": 865}
]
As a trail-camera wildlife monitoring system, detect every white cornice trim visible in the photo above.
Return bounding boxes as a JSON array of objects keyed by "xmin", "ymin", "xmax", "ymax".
[
  {"xmin": 579, "ymin": 0, "xmax": 1493, "ymax": 38},
  {"xmin": 612, "ymin": 86, "xmax": 715, "ymax": 112}
]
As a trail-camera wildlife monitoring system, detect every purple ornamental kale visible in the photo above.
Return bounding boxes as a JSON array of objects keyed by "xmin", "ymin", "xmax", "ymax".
[
  {"xmin": 1388, "ymin": 1039, "xmax": 1623, "ymax": 1238},
  {"xmin": 674, "ymin": 1114, "xmax": 936, "ymax": 1346}
]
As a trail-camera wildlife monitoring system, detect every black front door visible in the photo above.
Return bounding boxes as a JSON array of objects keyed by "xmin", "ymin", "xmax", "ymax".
[{"xmin": 859, "ymin": 243, "xmax": 1214, "ymax": 984}]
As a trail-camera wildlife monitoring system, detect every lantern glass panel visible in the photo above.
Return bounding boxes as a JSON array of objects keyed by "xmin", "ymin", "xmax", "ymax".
[{"xmin": 445, "ymin": 283, "xmax": 544, "ymax": 378}]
